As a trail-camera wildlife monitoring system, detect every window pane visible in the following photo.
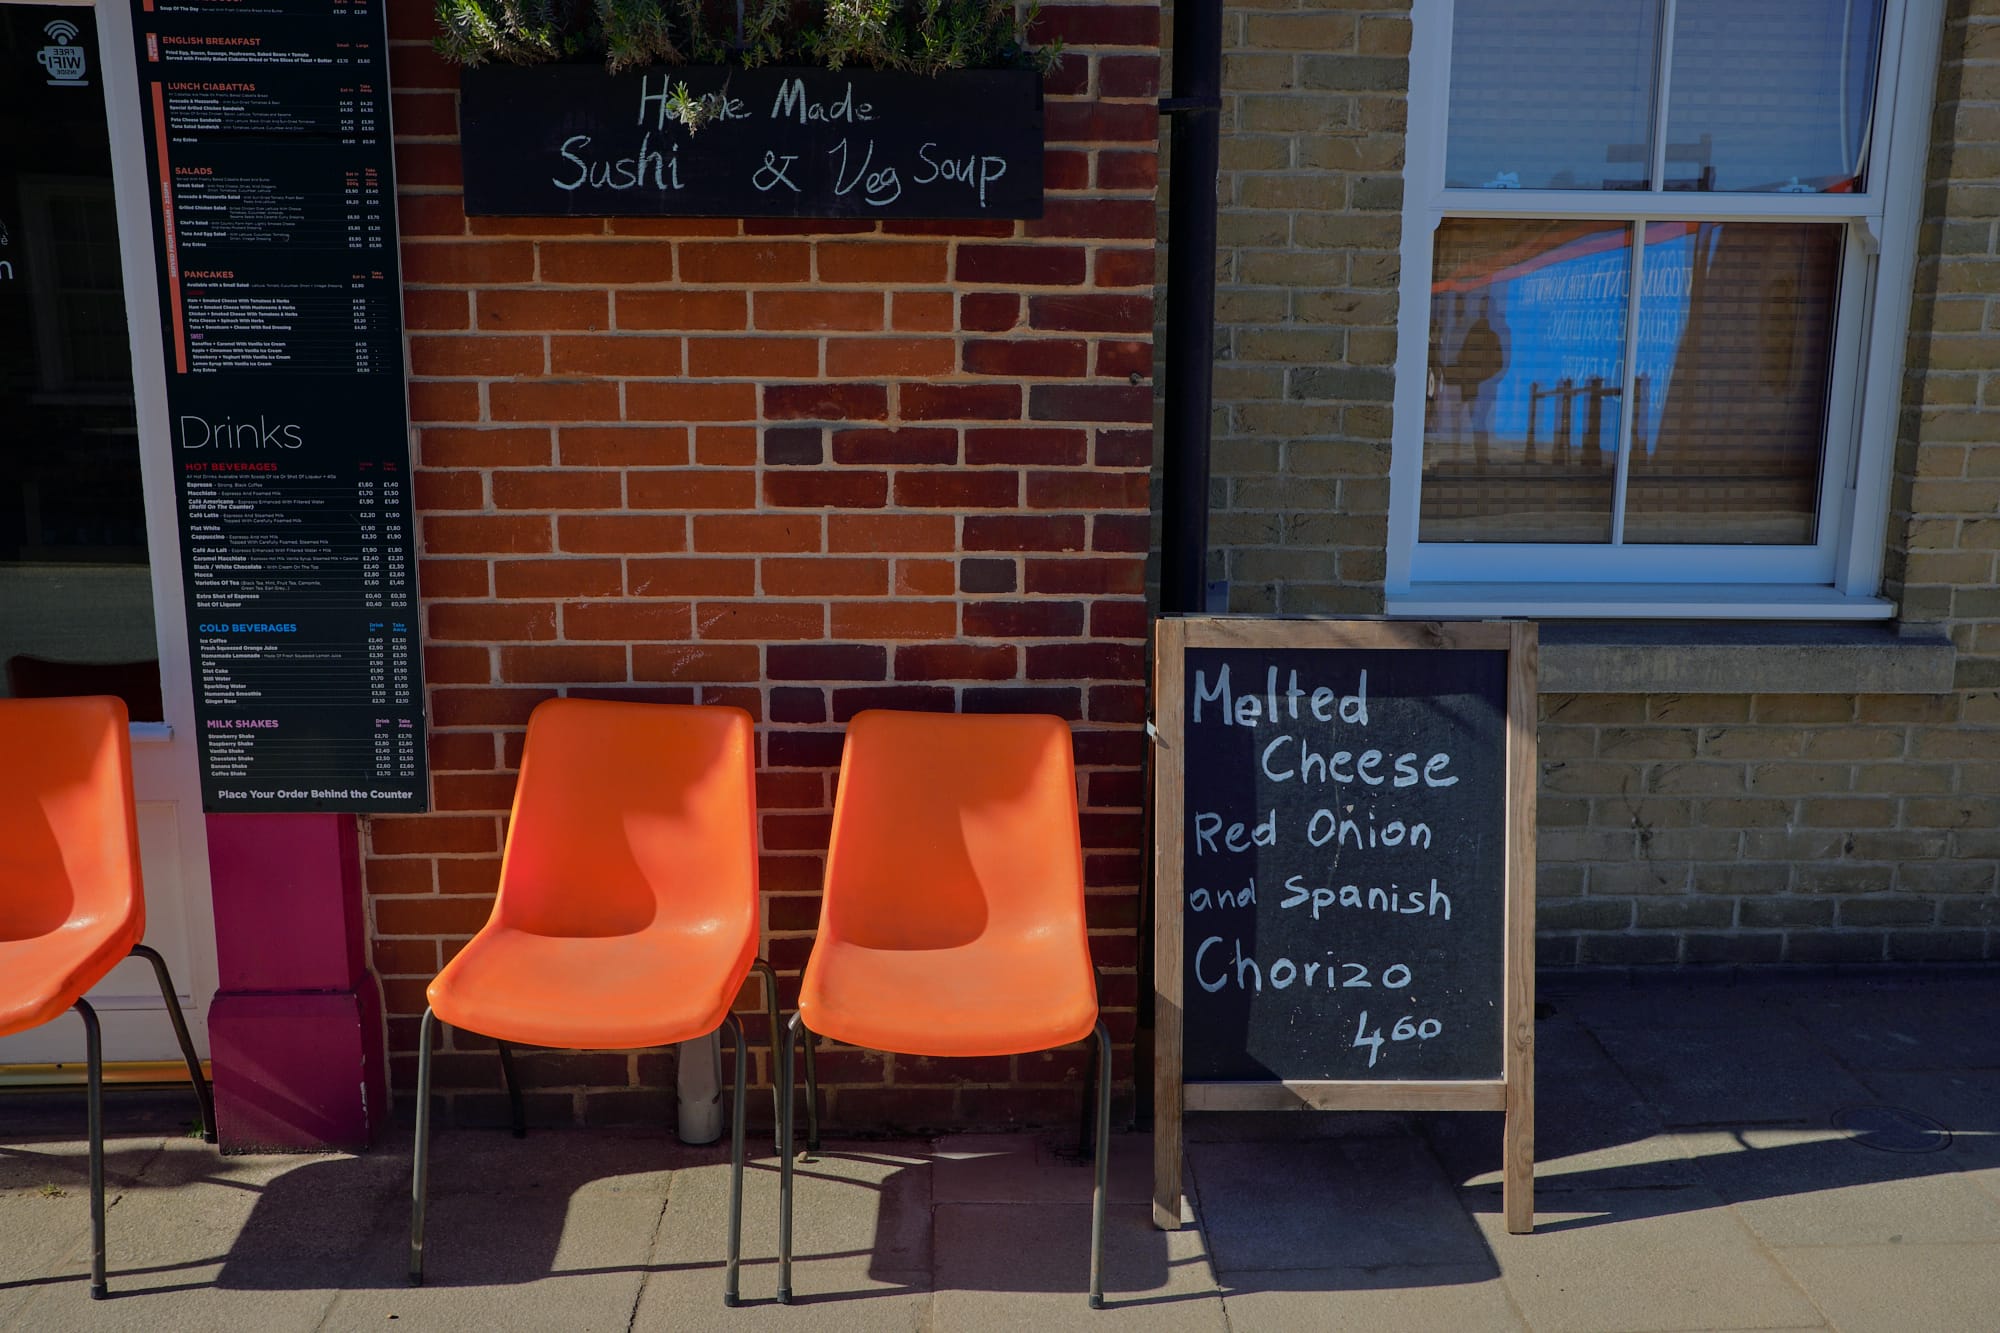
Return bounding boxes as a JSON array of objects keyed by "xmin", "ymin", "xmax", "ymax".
[
  {"xmin": 2, "ymin": 5, "xmax": 162, "ymax": 720},
  {"xmin": 1665, "ymin": 0, "xmax": 1885, "ymax": 192},
  {"xmin": 1422, "ymin": 220, "xmax": 1630, "ymax": 544},
  {"xmin": 1446, "ymin": 0, "xmax": 1660, "ymax": 191},
  {"xmin": 1625, "ymin": 222, "xmax": 1842, "ymax": 544}
]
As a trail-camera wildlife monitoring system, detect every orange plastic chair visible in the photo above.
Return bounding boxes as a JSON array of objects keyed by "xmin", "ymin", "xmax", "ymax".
[
  {"xmin": 408, "ymin": 698, "xmax": 782, "ymax": 1305},
  {"xmin": 777, "ymin": 709, "xmax": 1111, "ymax": 1307},
  {"xmin": 0, "ymin": 696, "xmax": 215, "ymax": 1300}
]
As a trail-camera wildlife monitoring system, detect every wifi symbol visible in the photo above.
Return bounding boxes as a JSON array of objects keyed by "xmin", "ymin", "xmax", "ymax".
[{"xmin": 44, "ymin": 19, "xmax": 80, "ymax": 44}]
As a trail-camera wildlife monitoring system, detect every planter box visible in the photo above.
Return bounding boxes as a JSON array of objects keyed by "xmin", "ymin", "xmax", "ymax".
[{"xmin": 458, "ymin": 64, "xmax": 1044, "ymax": 219}]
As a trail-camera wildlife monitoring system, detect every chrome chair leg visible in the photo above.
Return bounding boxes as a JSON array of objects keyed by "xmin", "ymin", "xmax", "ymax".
[
  {"xmin": 409, "ymin": 1007, "xmax": 438, "ymax": 1285},
  {"xmin": 777, "ymin": 1012, "xmax": 803, "ymax": 1304},
  {"xmin": 722, "ymin": 1012, "xmax": 748, "ymax": 1307},
  {"xmin": 1090, "ymin": 1020, "xmax": 1112, "ymax": 1310},
  {"xmin": 130, "ymin": 944, "xmax": 214, "ymax": 1143},
  {"xmin": 750, "ymin": 958, "xmax": 783, "ymax": 1153},
  {"xmin": 74, "ymin": 999, "xmax": 106, "ymax": 1300},
  {"xmin": 495, "ymin": 1041, "xmax": 526, "ymax": 1139}
]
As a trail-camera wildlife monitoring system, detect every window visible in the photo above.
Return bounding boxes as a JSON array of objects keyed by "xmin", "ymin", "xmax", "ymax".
[{"xmin": 1387, "ymin": 0, "xmax": 1945, "ymax": 618}]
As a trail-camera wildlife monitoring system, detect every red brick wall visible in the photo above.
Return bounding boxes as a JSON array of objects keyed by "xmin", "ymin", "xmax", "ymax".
[{"xmin": 379, "ymin": 0, "xmax": 1160, "ymax": 1128}]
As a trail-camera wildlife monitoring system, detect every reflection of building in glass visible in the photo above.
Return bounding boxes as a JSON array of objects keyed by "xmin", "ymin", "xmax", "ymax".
[{"xmin": 1422, "ymin": 218, "xmax": 1839, "ymax": 546}]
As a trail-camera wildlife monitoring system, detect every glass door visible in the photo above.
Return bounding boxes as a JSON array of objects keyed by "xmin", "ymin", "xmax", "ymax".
[{"xmin": 0, "ymin": 0, "xmax": 217, "ymax": 1068}]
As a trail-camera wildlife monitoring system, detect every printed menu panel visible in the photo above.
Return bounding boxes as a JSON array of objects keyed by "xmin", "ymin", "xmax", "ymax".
[{"xmin": 128, "ymin": 0, "xmax": 425, "ymax": 811}]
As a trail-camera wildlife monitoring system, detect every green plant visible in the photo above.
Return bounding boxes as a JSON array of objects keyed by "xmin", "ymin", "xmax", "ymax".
[
  {"xmin": 38, "ymin": 1183, "xmax": 67, "ymax": 1200},
  {"xmin": 434, "ymin": 0, "xmax": 1059, "ymax": 75},
  {"xmin": 434, "ymin": 0, "xmax": 585, "ymax": 65}
]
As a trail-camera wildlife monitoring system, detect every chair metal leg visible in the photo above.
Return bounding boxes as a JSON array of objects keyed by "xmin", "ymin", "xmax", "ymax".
[
  {"xmin": 778, "ymin": 1012, "xmax": 802, "ymax": 1304},
  {"xmin": 495, "ymin": 1041, "xmax": 526, "ymax": 1139},
  {"xmin": 1090, "ymin": 1020, "xmax": 1112, "ymax": 1310},
  {"xmin": 750, "ymin": 958, "xmax": 783, "ymax": 1154},
  {"xmin": 1080, "ymin": 1022, "xmax": 1101, "ymax": 1160},
  {"xmin": 409, "ymin": 1007, "xmax": 438, "ymax": 1286},
  {"xmin": 130, "ymin": 944, "xmax": 215, "ymax": 1144},
  {"xmin": 74, "ymin": 999, "xmax": 106, "ymax": 1300},
  {"xmin": 801, "ymin": 1023, "xmax": 822, "ymax": 1154},
  {"xmin": 722, "ymin": 1012, "xmax": 748, "ymax": 1307}
]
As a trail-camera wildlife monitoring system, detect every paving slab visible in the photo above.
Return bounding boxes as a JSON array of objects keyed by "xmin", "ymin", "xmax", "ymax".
[
  {"xmin": 1470, "ymin": 1187, "xmax": 1825, "ymax": 1333},
  {"xmin": 931, "ymin": 1200, "xmax": 1222, "ymax": 1331},
  {"xmin": 1588, "ymin": 1015, "xmax": 1877, "ymax": 1129},
  {"xmin": 1422, "ymin": 1011, "xmax": 1695, "ymax": 1195},
  {"xmin": 1217, "ymin": 1264, "xmax": 1527, "ymax": 1333},
  {"xmin": 930, "ymin": 1130, "xmax": 1151, "ymax": 1206},
  {"xmin": 631, "ymin": 1139, "xmax": 932, "ymax": 1327},
  {"xmin": 312, "ymin": 1128, "xmax": 682, "ymax": 1333},
  {"xmin": 0, "ymin": 1136, "xmax": 373, "ymax": 1330},
  {"xmin": 0, "ymin": 1148, "xmax": 104, "ymax": 1315},
  {"xmin": 1545, "ymin": 977, "xmax": 1807, "ymax": 1032},
  {"xmin": 1190, "ymin": 1135, "xmax": 1489, "ymax": 1275},
  {"xmin": 1675, "ymin": 1125, "xmax": 2000, "ymax": 1247},
  {"xmin": 1851, "ymin": 1067, "xmax": 2000, "ymax": 1197},
  {"xmin": 1773, "ymin": 1241, "xmax": 2000, "ymax": 1333},
  {"xmin": 1783, "ymin": 984, "xmax": 2000, "ymax": 1073}
]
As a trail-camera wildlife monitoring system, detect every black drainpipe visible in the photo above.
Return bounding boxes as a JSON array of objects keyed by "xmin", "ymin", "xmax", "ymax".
[
  {"xmin": 1138, "ymin": 0, "xmax": 1221, "ymax": 1127},
  {"xmin": 1157, "ymin": 0, "xmax": 1222, "ymax": 617}
]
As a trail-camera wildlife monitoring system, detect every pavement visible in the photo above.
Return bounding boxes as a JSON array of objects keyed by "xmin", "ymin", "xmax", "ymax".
[{"xmin": 5, "ymin": 967, "xmax": 2000, "ymax": 1331}]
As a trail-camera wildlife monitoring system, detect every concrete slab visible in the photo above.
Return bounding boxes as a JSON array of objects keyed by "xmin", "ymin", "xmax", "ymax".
[
  {"xmin": 0, "ymin": 1148, "xmax": 100, "ymax": 1315},
  {"xmin": 1217, "ymin": 1264, "xmax": 1527, "ymax": 1333},
  {"xmin": 0, "ymin": 1136, "xmax": 370, "ymax": 1329},
  {"xmin": 1852, "ymin": 1068, "xmax": 2000, "ymax": 1181},
  {"xmin": 931, "ymin": 1201, "xmax": 1222, "ymax": 1331},
  {"xmin": 1783, "ymin": 984, "xmax": 2000, "ymax": 1072},
  {"xmin": 628, "ymin": 1142, "xmax": 932, "ymax": 1331},
  {"xmin": 1774, "ymin": 1241, "xmax": 2000, "ymax": 1333},
  {"xmin": 309, "ymin": 1127, "xmax": 686, "ymax": 1331},
  {"xmin": 1190, "ymin": 1136, "xmax": 1489, "ymax": 1274},
  {"xmin": 1588, "ymin": 1015, "xmax": 1877, "ymax": 1128},
  {"xmin": 930, "ymin": 1130, "xmax": 1150, "ymax": 1205},
  {"xmin": 1472, "ymin": 1188, "xmax": 1824, "ymax": 1333},
  {"xmin": 1676, "ymin": 1125, "xmax": 2000, "ymax": 1247},
  {"xmin": 1421, "ymin": 1012, "xmax": 1696, "ymax": 1195},
  {"xmin": 1545, "ymin": 976, "xmax": 1803, "ymax": 1032}
]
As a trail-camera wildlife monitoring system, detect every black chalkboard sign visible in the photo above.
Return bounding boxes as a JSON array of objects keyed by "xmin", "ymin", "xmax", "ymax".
[
  {"xmin": 1152, "ymin": 618, "xmax": 1538, "ymax": 1235},
  {"xmin": 1178, "ymin": 644, "xmax": 1508, "ymax": 1081},
  {"xmin": 459, "ymin": 65, "xmax": 1044, "ymax": 219}
]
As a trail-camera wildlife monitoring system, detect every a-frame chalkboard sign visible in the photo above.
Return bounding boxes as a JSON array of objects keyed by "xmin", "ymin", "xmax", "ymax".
[{"xmin": 1151, "ymin": 617, "xmax": 1538, "ymax": 1234}]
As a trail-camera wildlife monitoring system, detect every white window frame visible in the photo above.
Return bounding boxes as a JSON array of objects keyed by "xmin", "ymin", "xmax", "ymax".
[{"xmin": 1386, "ymin": 0, "xmax": 1946, "ymax": 620}]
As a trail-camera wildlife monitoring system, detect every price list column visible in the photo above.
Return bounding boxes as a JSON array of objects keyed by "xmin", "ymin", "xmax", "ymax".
[{"xmin": 128, "ymin": 0, "xmax": 426, "ymax": 813}]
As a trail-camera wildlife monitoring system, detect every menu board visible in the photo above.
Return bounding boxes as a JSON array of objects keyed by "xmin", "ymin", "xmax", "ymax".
[
  {"xmin": 127, "ymin": 0, "xmax": 426, "ymax": 812},
  {"xmin": 1150, "ymin": 617, "xmax": 1538, "ymax": 1235},
  {"xmin": 458, "ymin": 65, "xmax": 1045, "ymax": 220}
]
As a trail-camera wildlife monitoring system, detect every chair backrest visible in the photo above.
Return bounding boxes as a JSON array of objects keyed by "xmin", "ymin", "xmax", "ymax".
[
  {"xmin": 822, "ymin": 710, "xmax": 1086, "ymax": 951},
  {"xmin": 0, "ymin": 696, "xmax": 142, "ymax": 944},
  {"xmin": 493, "ymin": 699, "xmax": 758, "ymax": 939}
]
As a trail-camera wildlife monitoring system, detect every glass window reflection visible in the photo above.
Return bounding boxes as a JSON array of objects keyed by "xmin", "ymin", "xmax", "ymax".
[
  {"xmin": 1625, "ymin": 222, "xmax": 1841, "ymax": 544},
  {"xmin": 1445, "ymin": 0, "xmax": 1660, "ymax": 192},
  {"xmin": 1421, "ymin": 220, "xmax": 1630, "ymax": 544},
  {"xmin": 1666, "ymin": 0, "xmax": 1884, "ymax": 193}
]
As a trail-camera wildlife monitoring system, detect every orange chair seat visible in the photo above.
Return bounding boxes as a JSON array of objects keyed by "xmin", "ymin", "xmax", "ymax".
[
  {"xmin": 0, "ymin": 924, "xmax": 140, "ymax": 1039},
  {"xmin": 800, "ymin": 937, "xmax": 1098, "ymax": 1059},
  {"xmin": 428, "ymin": 922, "xmax": 755, "ymax": 1051}
]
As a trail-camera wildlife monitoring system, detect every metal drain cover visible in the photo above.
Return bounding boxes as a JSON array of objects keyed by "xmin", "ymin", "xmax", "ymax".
[{"xmin": 1832, "ymin": 1105, "xmax": 1952, "ymax": 1154}]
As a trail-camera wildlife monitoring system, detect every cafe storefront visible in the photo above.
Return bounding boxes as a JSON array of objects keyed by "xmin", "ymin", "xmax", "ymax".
[
  {"xmin": 3, "ymin": 0, "xmax": 1160, "ymax": 1146},
  {"xmin": 7, "ymin": 0, "xmax": 1996, "ymax": 1152}
]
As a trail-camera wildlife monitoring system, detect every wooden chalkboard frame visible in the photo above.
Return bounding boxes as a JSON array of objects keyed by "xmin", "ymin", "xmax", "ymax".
[{"xmin": 1150, "ymin": 616, "xmax": 1539, "ymax": 1234}]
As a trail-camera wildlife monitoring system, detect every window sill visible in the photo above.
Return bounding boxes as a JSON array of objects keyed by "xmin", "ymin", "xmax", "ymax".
[
  {"xmin": 1530, "ymin": 621, "xmax": 1957, "ymax": 695},
  {"xmin": 1386, "ymin": 583, "xmax": 1896, "ymax": 622}
]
